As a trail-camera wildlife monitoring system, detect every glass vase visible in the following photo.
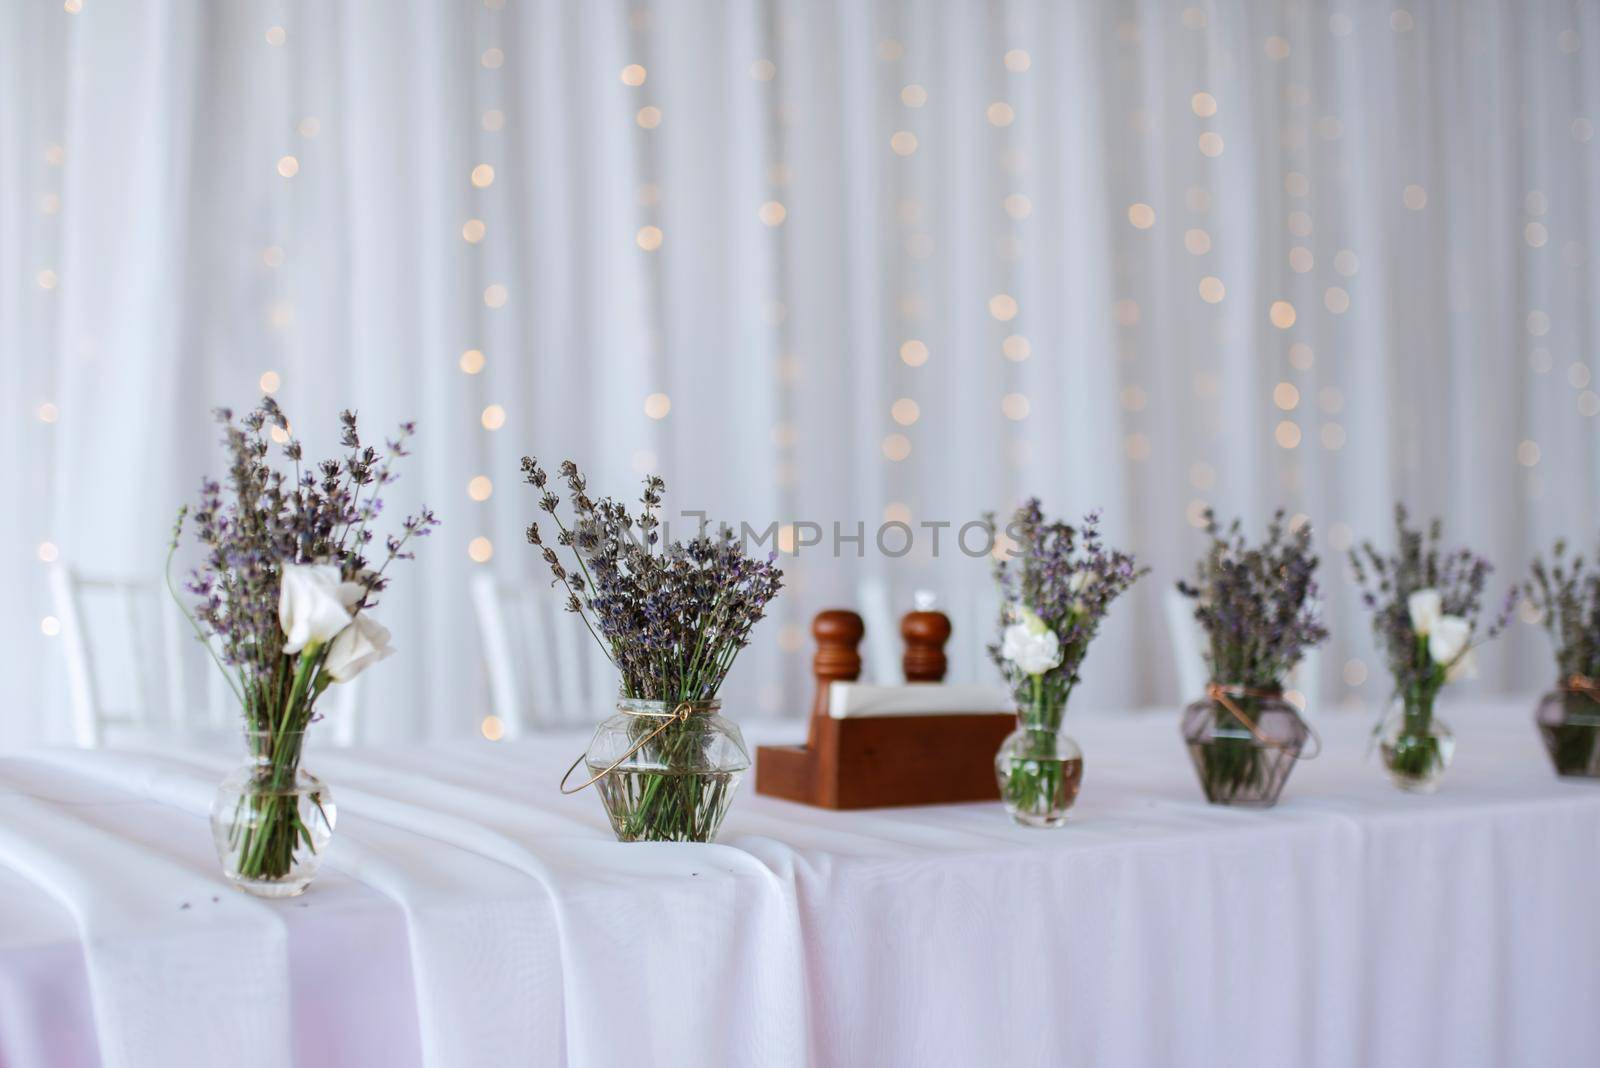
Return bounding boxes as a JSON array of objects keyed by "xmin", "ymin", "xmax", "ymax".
[
  {"xmin": 994, "ymin": 703, "xmax": 1084, "ymax": 828},
  {"xmin": 1535, "ymin": 688, "xmax": 1600, "ymax": 778},
  {"xmin": 1180, "ymin": 689, "xmax": 1310, "ymax": 807},
  {"xmin": 1378, "ymin": 696, "xmax": 1454, "ymax": 793},
  {"xmin": 211, "ymin": 730, "xmax": 336, "ymax": 898},
  {"xmin": 583, "ymin": 699, "xmax": 749, "ymax": 843}
]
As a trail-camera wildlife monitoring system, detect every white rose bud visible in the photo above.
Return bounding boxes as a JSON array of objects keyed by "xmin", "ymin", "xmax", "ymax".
[
  {"xmin": 279, "ymin": 564, "xmax": 364, "ymax": 654},
  {"xmin": 323, "ymin": 613, "xmax": 394, "ymax": 683},
  {"xmin": 1428, "ymin": 615, "xmax": 1472, "ymax": 671},
  {"xmin": 1407, "ymin": 589, "xmax": 1443, "ymax": 637},
  {"xmin": 1001, "ymin": 622, "xmax": 1064, "ymax": 676}
]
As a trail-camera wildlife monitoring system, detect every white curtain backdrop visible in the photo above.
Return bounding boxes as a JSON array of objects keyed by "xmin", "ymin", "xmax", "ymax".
[{"xmin": 3, "ymin": 0, "xmax": 1597, "ymax": 748}]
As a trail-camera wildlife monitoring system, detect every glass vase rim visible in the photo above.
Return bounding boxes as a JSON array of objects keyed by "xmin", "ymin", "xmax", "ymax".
[
  {"xmin": 616, "ymin": 697, "xmax": 723, "ymax": 715},
  {"xmin": 1202, "ymin": 680, "xmax": 1286, "ymax": 697}
]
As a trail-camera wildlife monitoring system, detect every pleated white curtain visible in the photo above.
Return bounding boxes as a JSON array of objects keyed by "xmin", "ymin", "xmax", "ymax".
[{"xmin": 2, "ymin": 0, "xmax": 1597, "ymax": 748}]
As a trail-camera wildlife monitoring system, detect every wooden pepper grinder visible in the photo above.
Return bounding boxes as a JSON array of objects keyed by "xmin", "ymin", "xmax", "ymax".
[
  {"xmin": 900, "ymin": 610, "xmax": 951, "ymax": 683},
  {"xmin": 808, "ymin": 610, "xmax": 865, "ymax": 746}
]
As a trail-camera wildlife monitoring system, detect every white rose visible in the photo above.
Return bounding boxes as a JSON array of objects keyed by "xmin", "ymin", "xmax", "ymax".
[
  {"xmin": 1428, "ymin": 615, "xmax": 1472, "ymax": 670},
  {"xmin": 323, "ymin": 612, "xmax": 394, "ymax": 683},
  {"xmin": 1407, "ymin": 589, "xmax": 1443, "ymax": 636},
  {"xmin": 1001, "ymin": 623, "xmax": 1063, "ymax": 676},
  {"xmin": 279, "ymin": 564, "xmax": 364, "ymax": 654}
]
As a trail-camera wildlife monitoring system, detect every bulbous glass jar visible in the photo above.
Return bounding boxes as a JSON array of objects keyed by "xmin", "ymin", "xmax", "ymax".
[
  {"xmin": 211, "ymin": 730, "xmax": 336, "ymax": 898},
  {"xmin": 1180, "ymin": 688, "xmax": 1310, "ymax": 807},
  {"xmin": 1378, "ymin": 697, "xmax": 1454, "ymax": 793},
  {"xmin": 994, "ymin": 702, "xmax": 1083, "ymax": 828},
  {"xmin": 1535, "ymin": 687, "xmax": 1600, "ymax": 778},
  {"xmin": 583, "ymin": 699, "xmax": 749, "ymax": 843}
]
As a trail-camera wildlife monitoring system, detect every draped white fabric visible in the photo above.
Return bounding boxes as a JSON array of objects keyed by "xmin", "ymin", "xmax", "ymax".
[
  {"xmin": 3, "ymin": 702, "xmax": 1599, "ymax": 1067},
  {"xmin": 3, "ymin": 1, "xmax": 1598, "ymax": 747}
]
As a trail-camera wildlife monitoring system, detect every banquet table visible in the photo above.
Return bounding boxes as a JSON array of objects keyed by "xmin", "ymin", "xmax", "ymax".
[{"xmin": 2, "ymin": 699, "xmax": 1597, "ymax": 1068}]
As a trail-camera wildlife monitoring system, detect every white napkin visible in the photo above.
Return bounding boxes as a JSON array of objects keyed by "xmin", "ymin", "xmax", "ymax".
[{"xmin": 827, "ymin": 682, "xmax": 1014, "ymax": 719}]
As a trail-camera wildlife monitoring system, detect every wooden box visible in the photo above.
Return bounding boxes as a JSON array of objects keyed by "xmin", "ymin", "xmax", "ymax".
[{"xmin": 755, "ymin": 609, "xmax": 1016, "ymax": 809}]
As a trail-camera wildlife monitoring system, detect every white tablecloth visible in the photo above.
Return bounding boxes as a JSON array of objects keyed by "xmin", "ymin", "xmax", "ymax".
[{"xmin": 2, "ymin": 699, "xmax": 1597, "ymax": 1068}]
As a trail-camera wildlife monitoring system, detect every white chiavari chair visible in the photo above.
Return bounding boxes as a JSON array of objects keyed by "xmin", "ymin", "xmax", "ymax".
[
  {"xmin": 471, "ymin": 573, "xmax": 616, "ymax": 735},
  {"xmin": 50, "ymin": 564, "xmax": 359, "ymax": 748}
]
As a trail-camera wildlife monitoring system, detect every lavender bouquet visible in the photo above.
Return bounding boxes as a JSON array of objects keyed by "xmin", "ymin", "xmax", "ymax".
[
  {"xmin": 1176, "ymin": 511, "xmax": 1329, "ymax": 805},
  {"xmin": 1350, "ymin": 505, "xmax": 1512, "ymax": 790},
  {"xmin": 986, "ymin": 501, "xmax": 1145, "ymax": 826},
  {"xmin": 524, "ymin": 457, "xmax": 782, "ymax": 842},
  {"xmin": 1525, "ymin": 540, "xmax": 1600, "ymax": 776},
  {"xmin": 169, "ymin": 399, "xmax": 436, "ymax": 895}
]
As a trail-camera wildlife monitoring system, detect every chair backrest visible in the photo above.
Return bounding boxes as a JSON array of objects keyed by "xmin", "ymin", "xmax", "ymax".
[
  {"xmin": 471, "ymin": 573, "xmax": 616, "ymax": 734},
  {"xmin": 50, "ymin": 564, "xmax": 361, "ymax": 748}
]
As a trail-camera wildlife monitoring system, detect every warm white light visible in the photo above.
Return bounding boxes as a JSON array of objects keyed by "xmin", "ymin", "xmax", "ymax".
[
  {"xmin": 1003, "ymin": 194, "xmax": 1032, "ymax": 220},
  {"xmin": 881, "ymin": 434, "xmax": 912, "ymax": 461},
  {"xmin": 481, "ymin": 715, "xmax": 505, "ymax": 741},
  {"xmin": 471, "ymin": 163, "xmax": 495, "ymax": 188},
  {"xmin": 1403, "ymin": 184, "xmax": 1428, "ymax": 210},
  {"xmin": 1273, "ymin": 382, "xmax": 1300, "ymax": 410},
  {"xmin": 636, "ymin": 106, "xmax": 662, "ymax": 129},
  {"xmin": 1289, "ymin": 343, "xmax": 1315, "ymax": 370},
  {"xmin": 620, "ymin": 64, "xmax": 647, "ymax": 87},
  {"xmin": 636, "ymin": 225, "xmax": 663, "ymax": 251},
  {"xmin": 1001, "ymin": 393, "xmax": 1030, "ymax": 420},
  {"xmin": 644, "ymin": 393, "xmax": 672, "ymax": 419},
  {"xmin": 1324, "ymin": 287, "xmax": 1351, "ymax": 314},
  {"xmin": 262, "ymin": 246, "xmax": 285, "ymax": 268},
  {"xmin": 900, "ymin": 339, "xmax": 929, "ymax": 366},
  {"xmin": 1198, "ymin": 132, "xmax": 1224, "ymax": 157},
  {"xmin": 37, "ymin": 402, "xmax": 59, "ymax": 423},
  {"xmin": 481, "ymin": 48, "xmax": 504, "ymax": 69},
  {"xmin": 1275, "ymin": 421, "xmax": 1302, "ymax": 449},
  {"xmin": 259, "ymin": 371, "xmax": 281, "ymax": 394},
  {"xmin": 890, "ymin": 131, "xmax": 918, "ymax": 156},
  {"xmin": 1191, "ymin": 92, "xmax": 1217, "ymax": 118},
  {"xmin": 41, "ymin": 616, "xmax": 61, "ymax": 637},
  {"xmin": 298, "ymin": 116, "xmax": 321, "ymax": 138},
  {"xmin": 481, "ymin": 110, "xmax": 505, "ymax": 132},
  {"xmin": 36, "ymin": 269, "xmax": 57, "ymax": 290},
  {"xmin": 986, "ymin": 102, "xmax": 1015, "ymax": 127},
  {"xmin": 1003, "ymin": 49, "xmax": 1031, "ymax": 72},
  {"xmin": 1127, "ymin": 203, "xmax": 1156, "ymax": 229},
  {"xmin": 1517, "ymin": 440, "xmax": 1541, "ymax": 467},
  {"xmin": 900, "ymin": 84, "xmax": 928, "ymax": 107},
  {"xmin": 1198, "ymin": 276, "xmax": 1225, "ymax": 303},
  {"xmin": 988, "ymin": 294, "xmax": 1019, "ymax": 321},
  {"xmin": 759, "ymin": 201, "xmax": 787, "ymax": 227},
  {"xmin": 483, "ymin": 283, "xmax": 508, "ymax": 308},
  {"xmin": 1269, "ymin": 301, "xmax": 1297, "ymax": 329},
  {"xmin": 749, "ymin": 59, "xmax": 776, "ymax": 81},
  {"xmin": 1289, "ymin": 247, "xmax": 1314, "ymax": 272},
  {"xmin": 890, "ymin": 398, "xmax": 920, "ymax": 426},
  {"xmin": 468, "ymin": 476, "xmax": 493, "ymax": 501},
  {"xmin": 462, "ymin": 218, "xmax": 486, "ymax": 243},
  {"xmin": 468, "ymin": 537, "xmax": 494, "ymax": 563},
  {"xmin": 460, "ymin": 349, "xmax": 485, "ymax": 374},
  {"xmin": 1185, "ymin": 229, "xmax": 1211, "ymax": 255},
  {"xmin": 481, "ymin": 404, "xmax": 506, "ymax": 430},
  {"xmin": 276, "ymin": 155, "xmax": 299, "ymax": 178},
  {"xmin": 37, "ymin": 541, "xmax": 59, "ymax": 563},
  {"xmin": 1002, "ymin": 335, "xmax": 1030, "ymax": 361},
  {"xmin": 1264, "ymin": 35, "xmax": 1290, "ymax": 60},
  {"xmin": 265, "ymin": 26, "xmax": 286, "ymax": 46}
]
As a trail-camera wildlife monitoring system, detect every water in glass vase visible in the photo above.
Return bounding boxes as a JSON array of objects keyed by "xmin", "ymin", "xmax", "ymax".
[
  {"xmin": 211, "ymin": 730, "xmax": 336, "ymax": 898},
  {"xmin": 590, "ymin": 767, "xmax": 742, "ymax": 842},
  {"xmin": 1378, "ymin": 700, "xmax": 1454, "ymax": 793},
  {"xmin": 995, "ymin": 726, "xmax": 1084, "ymax": 827}
]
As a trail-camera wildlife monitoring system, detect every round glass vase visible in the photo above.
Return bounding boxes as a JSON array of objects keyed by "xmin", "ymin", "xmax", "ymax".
[
  {"xmin": 994, "ymin": 704, "xmax": 1083, "ymax": 828},
  {"xmin": 1535, "ymin": 687, "xmax": 1600, "ymax": 778},
  {"xmin": 1378, "ymin": 696, "xmax": 1454, "ymax": 793},
  {"xmin": 583, "ymin": 699, "xmax": 749, "ymax": 843},
  {"xmin": 211, "ymin": 730, "xmax": 336, "ymax": 898},
  {"xmin": 1180, "ymin": 688, "xmax": 1309, "ymax": 807}
]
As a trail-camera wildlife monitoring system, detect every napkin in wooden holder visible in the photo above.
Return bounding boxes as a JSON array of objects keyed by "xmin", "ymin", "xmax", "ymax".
[{"xmin": 755, "ymin": 609, "xmax": 1017, "ymax": 809}]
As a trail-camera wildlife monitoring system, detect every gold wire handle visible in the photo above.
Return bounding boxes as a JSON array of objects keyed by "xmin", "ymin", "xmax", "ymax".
[
  {"xmin": 1205, "ymin": 682, "xmax": 1323, "ymax": 761},
  {"xmin": 1561, "ymin": 674, "xmax": 1600, "ymax": 704},
  {"xmin": 559, "ymin": 701, "xmax": 701, "ymax": 796}
]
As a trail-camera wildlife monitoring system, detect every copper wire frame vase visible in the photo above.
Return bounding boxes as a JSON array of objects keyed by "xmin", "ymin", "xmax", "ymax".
[
  {"xmin": 1180, "ymin": 689, "xmax": 1311, "ymax": 807},
  {"xmin": 1535, "ymin": 687, "xmax": 1600, "ymax": 779}
]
